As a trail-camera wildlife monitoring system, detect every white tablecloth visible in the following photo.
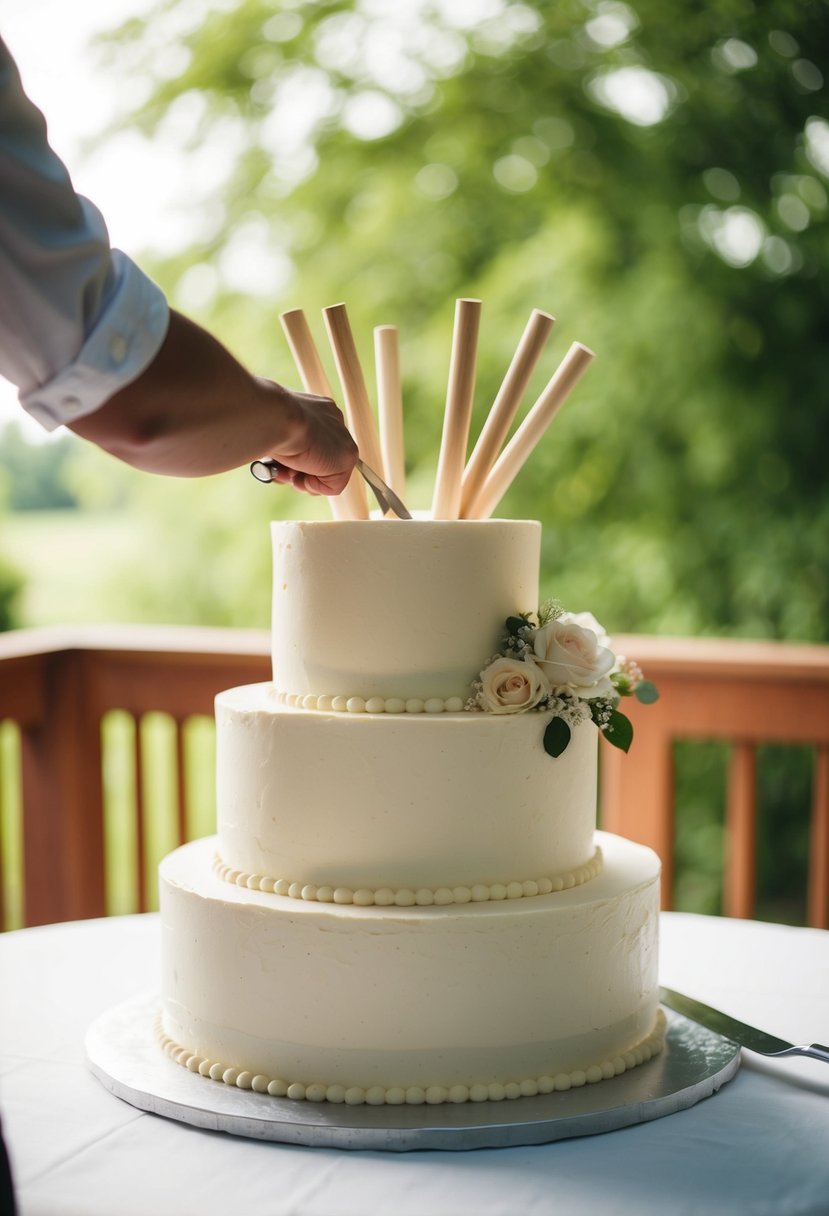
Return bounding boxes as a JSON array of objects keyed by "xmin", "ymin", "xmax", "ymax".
[{"xmin": 2, "ymin": 911, "xmax": 828, "ymax": 1216}]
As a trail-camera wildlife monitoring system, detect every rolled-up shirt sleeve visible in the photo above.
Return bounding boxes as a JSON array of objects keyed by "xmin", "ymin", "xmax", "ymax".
[{"xmin": 0, "ymin": 35, "xmax": 169, "ymax": 431}]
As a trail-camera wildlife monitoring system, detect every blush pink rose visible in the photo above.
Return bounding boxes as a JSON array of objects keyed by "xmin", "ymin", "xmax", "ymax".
[
  {"xmin": 533, "ymin": 617, "xmax": 615, "ymax": 693},
  {"xmin": 478, "ymin": 656, "xmax": 551, "ymax": 714}
]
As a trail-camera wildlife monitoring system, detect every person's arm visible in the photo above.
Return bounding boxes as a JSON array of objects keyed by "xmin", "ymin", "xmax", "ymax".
[{"xmin": 69, "ymin": 308, "xmax": 357, "ymax": 493}]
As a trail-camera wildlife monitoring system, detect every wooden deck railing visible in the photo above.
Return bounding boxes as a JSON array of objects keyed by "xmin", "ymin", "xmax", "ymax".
[
  {"xmin": 602, "ymin": 635, "xmax": 829, "ymax": 928},
  {"xmin": 0, "ymin": 625, "xmax": 270, "ymax": 929},
  {"xmin": 1, "ymin": 626, "xmax": 828, "ymax": 930}
]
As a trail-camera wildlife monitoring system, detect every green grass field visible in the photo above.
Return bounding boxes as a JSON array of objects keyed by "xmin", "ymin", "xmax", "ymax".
[{"xmin": 2, "ymin": 509, "xmax": 147, "ymax": 626}]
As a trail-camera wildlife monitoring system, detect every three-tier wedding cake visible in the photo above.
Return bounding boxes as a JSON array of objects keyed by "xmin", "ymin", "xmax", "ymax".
[{"xmin": 157, "ymin": 518, "xmax": 664, "ymax": 1106}]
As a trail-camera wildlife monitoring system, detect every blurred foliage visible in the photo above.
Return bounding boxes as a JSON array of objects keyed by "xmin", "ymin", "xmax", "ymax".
[
  {"xmin": 1, "ymin": 1, "xmax": 826, "ymax": 918},
  {"xmin": 82, "ymin": 0, "xmax": 829, "ymax": 641},
  {"xmin": 0, "ymin": 460, "xmax": 24, "ymax": 629},
  {"xmin": 0, "ymin": 423, "xmax": 79, "ymax": 511},
  {"xmin": 0, "ymin": 553, "xmax": 22, "ymax": 631}
]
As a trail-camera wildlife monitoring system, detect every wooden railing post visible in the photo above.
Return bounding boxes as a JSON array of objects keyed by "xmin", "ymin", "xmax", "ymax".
[
  {"xmin": 810, "ymin": 746, "xmax": 829, "ymax": 928},
  {"xmin": 600, "ymin": 694, "xmax": 676, "ymax": 907},
  {"xmin": 19, "ymin": 650, "xmax": 105, "ymax": 925},
  {"xmin": 725, "ymin": 743, "xmax": 757, "ymax": 918}
]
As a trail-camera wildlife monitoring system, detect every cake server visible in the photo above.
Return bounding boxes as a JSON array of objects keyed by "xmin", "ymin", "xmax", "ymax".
[
  {"xmin": 250, "ymin": 457, "xmax": 412, "ymax": 520},
  {"xmin": 659, "ymin": 986, "xmax": 829, "ymax": 1063}
]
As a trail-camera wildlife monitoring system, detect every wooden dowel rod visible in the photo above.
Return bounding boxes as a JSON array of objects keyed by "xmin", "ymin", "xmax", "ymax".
[
  {"xmin": 431, "ymin": 298, "xmax": 481, "ymax": 519},
  {"xmin": 374, "ymin": 325, "xmax": 406, "ymax": 499},
  {"xmin": 279, "ymin": 309, "xmax": 367, "ymax": 520},
  {"xmin": 467, "ymin": 342, "xmax": 594, "ymax": 520},
  {"xmin": 322, "ymin": 304, "xmax": 386, "ymax": 512},
  {"xmin": 460, "ymin": 308, "xmax": 555, "ymax": 519}
]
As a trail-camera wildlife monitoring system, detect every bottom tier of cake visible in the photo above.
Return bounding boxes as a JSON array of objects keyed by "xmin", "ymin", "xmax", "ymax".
[{"xmin": 159, "ymin": 833, "xmax": 662, "ymax": 1105}]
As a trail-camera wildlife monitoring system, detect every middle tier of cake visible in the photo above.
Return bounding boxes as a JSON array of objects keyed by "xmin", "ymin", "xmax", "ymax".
[{"xmin": 216, "ymin": 683, "xmax": 599, "ymax": 898}]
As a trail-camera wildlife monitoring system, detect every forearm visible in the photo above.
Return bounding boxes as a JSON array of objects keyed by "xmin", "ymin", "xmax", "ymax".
[
  {"xmin": 68, "ymin": 311, "xmax": 284, "ymax": 474},
  {"xmin": 68, "ymin": 310, "xmax": 357, "ymax": 491}
]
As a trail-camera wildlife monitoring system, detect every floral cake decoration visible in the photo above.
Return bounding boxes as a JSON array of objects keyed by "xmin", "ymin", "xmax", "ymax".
[{"xmin": 467, "ymin": 603, "xmax": 658, "ymax": 757}]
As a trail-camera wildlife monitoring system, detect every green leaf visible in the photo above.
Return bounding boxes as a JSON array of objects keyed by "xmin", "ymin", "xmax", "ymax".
[
  {"xmin": 505, "ymin": 614, "xmax": 531, "ymax": 637},
  {"xmin": 635, "ymin": 681, "xmax": 660, "ymax": 705},
  {"xmin": 543, "ymin": 716, "xmax": 571, "ymax": 758},
  {"xmin": 602, "ymin": 710, "xmax": 634, "ymax": 753}
]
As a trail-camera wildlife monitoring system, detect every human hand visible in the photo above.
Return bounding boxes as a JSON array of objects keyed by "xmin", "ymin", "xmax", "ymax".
[{"xmin": 257, "ymin": 382, "xmax": 357, "ymax": 496}]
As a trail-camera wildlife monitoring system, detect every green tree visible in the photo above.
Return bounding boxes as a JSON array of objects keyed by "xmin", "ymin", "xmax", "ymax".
[{"xmin": 88, "ymin": 0, "xmax": 827, "ymax": 641}]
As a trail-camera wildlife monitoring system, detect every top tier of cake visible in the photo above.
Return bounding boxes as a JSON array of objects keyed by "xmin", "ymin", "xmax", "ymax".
[{"xmin": 271, "ymin": 519, "xmax": 540, "ymax": 702}]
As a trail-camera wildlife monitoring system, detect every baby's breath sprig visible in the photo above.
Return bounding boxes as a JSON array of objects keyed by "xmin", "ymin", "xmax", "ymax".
[{"xmin": 537, "ymin": 600, "xmax": 562, "ymax": 627}]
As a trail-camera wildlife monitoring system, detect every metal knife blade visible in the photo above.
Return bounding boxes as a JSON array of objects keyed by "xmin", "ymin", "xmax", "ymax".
[
  {"xmin": 660, "ymin": 986, "xmax": 794, "ymax": 1055},
  {"xmin": 354, "ymin": 459, "xmax": 412, "ymax": 520}
]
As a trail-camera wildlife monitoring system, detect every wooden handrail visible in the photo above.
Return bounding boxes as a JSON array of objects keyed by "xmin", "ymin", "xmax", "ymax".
[{"xmin": 1, "ymin": 626, "xmax": 828, "ymax": 928}]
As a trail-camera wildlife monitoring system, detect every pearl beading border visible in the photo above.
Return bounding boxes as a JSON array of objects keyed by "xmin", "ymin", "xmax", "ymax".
[
  {"xmin": 213, "ymin": 847, "xmax": 603, "ymax": 907},
  {"xmin": 157, "ymin": 1009, "xmax": 666, "ymax": 1106},
  {"xmin": 275, "ymin": 690, "xmax": 466, "ymax": 714}
]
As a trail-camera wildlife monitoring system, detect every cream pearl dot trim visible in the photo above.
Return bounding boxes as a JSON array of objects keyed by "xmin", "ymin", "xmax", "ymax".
[
  {"xmin": 275, "ymin": 691, "xmax": 467, "ymax": 714},
  {"xmin": 213, "ymin": 848, "xmax": 603, "ymax": 907},
  {"xmin": 157, "ymin": 1009, "xmax": 666, "ymax": 1107}
]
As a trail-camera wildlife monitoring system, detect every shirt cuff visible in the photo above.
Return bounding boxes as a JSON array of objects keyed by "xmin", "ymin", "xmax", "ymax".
[{"xmin": 19, "ymin": 250, "xmax": 170, "ymax": 432}]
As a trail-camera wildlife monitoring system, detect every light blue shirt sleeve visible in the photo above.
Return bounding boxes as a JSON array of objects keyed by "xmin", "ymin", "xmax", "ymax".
[{"xmin": 0, "ymin": 35, "xmax": 169, "ymax": 431}]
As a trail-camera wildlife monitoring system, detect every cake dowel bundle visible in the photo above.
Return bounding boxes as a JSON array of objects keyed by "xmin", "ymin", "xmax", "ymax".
[{"xmin": 277, "ymin": 297, "xmax": 594, "ymax": 522}]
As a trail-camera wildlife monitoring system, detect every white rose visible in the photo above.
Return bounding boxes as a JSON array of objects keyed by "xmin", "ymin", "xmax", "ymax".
[
  {"xmin": 533, "ymin": 617, "xmax": 616, "ymax": 692},
  {"xmin": 559, "ymin": 611, "xmax": 610, "ymax": 650},
  {"xmin": 478, "ymin": 656, "xmax": 551, "ymax": 714}
]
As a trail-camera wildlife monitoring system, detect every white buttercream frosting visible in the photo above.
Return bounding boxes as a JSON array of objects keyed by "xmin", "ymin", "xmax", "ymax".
[
  {"xmin": 215, "ymin": 687, "xmax": 599, "ymax": 891},
  {"xmin": 159, "ymin": 833, "xmax": 661, "ymax": 1099},
  {"xmin": 157, "ymin": 1008, "xmax": 667, "ymax": 1106},
  {"xmin": 270, "ymin": 519, "xmax": 540, "ymax": 701}
]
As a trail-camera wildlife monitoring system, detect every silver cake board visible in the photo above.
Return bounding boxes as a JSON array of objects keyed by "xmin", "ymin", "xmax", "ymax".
[{"xmin": 86, "ymin": 994, "xmax": 740, "ymax": 1153}]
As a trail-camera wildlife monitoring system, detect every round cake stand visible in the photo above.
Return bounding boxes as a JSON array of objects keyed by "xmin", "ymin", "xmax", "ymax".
[{"xmin": 86, "ymin": 994, "xmax": 740, "ymax": 1152}]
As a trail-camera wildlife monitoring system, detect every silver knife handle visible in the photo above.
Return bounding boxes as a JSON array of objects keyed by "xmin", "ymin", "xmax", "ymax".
[
  {"xmin": 800, "ymin": 1044, "xmax": 829, "ymax": 1064},
  {"xmin": 774, "ymin": 1043, "xmax": 829, "ymax": 1064}
]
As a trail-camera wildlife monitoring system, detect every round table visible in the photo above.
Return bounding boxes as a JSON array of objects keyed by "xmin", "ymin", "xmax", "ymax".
[{"xmin": 2, "ymin": 911, "xmax": 828, "ymax": 1216}]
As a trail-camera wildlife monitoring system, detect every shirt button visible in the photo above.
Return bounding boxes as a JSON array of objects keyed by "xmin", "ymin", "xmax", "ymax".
[
  {"xmin": 62, "ymin": 395, "xmax": 83, "ymax": 416},
  {"xmin": 109, "ymin": 334, "xmax": 129, "ymax": 363}
]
